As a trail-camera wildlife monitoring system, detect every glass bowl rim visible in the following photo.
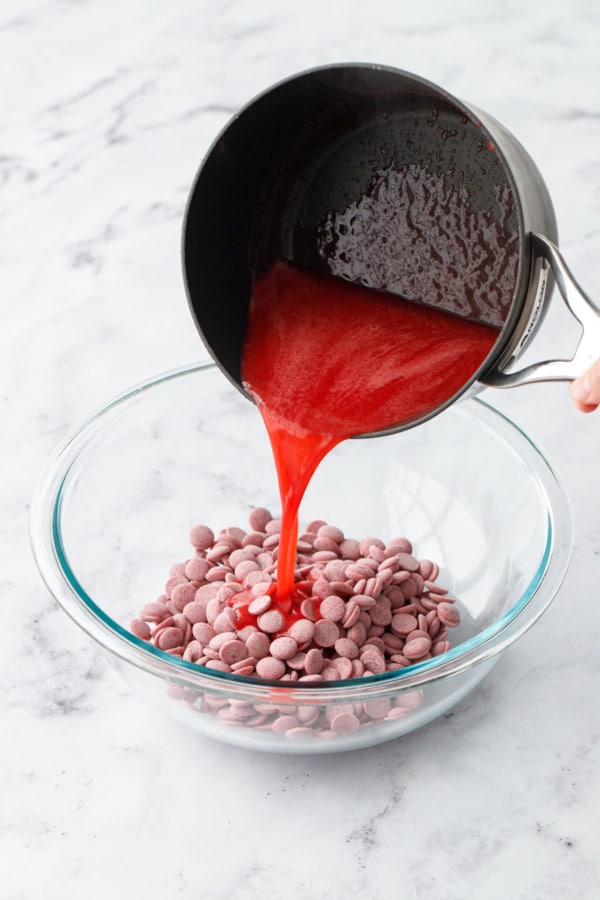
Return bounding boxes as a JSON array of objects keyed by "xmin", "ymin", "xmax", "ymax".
[{"xmin": 30, "ymin": 362, "xmax": 573, "ymax": 702}]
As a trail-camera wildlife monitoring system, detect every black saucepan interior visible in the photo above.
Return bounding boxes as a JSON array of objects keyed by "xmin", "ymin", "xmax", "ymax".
[{"xmin": 183, "ymin": 65, "xmax": 524, "ymax": 391}]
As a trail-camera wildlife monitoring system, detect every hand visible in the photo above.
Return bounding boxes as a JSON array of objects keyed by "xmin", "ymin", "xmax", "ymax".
[{"xmin": 570, "ymin": 359, "xmax": 600, "ymax": 412}]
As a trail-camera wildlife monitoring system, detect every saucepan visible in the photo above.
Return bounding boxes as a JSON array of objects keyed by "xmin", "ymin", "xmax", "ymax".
[{"xmin": 182, "ymin": 63, "xmax": 599, "ymax": 432}]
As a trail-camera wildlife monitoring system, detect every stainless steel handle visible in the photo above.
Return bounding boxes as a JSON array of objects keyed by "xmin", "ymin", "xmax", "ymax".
[{"xmin": 482, "ymin": 233, "xmax": 600, "ymax": 388}]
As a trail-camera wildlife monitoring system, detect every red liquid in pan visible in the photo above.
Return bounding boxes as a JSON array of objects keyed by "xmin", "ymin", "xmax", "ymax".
[{"xmin": 242, "ymin": 261, "xmax": 499, "ymax": 602}]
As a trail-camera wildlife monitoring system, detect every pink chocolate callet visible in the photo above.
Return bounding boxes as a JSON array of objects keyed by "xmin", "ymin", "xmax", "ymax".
[
  {"xmin": 297, "ymin": 540, "xmax": 314, "ymax": 554},
  {"xmin": 330, "ymin": 711, "xmax": 361, "ymax": 735},
  {"xmin": 437, "ymin": 601, "xmax": 461, "ymax": 628},
  {"xmin": 140, "ymin": 601, "xmax": 168, "ymax": 623},
  {"xmin": 183, "ymin": 600, "xmax": 208, "ymax": 625},
  {"xmin": 391, "ymin": 612, "xmax": 418, "ymax": 636},
  {"xmin": 295, "ymin": 705, "xmax": 318, "ymax": 725},
  {"xmin": 164, "ymin": 574, "xmax": 187, "ymax": 597},
  {"xmin": 352, "ymin": 659, "xmax": 365, "ymax": 677},
  {"xmin": 245, "ymin": 631, "xmax": 271, "ymax": 659},
  {"xmin": 333, "ymin": 656, "xmax": 354, "ymax": 679},
  {"xmin": 428, "ymin": 616, "xmax": 441, "ymax": 639},
  {"xmin": 341, "ymin": 601, "xmax": 361, "ymax": 629},
  {"xmin": 360, "ymin": 648, "xmax": 386, "ymax": 675},
  {"xmin": 418, "ymin": 559, "xmax": 434, "ymax": 580},
  {"xmin": 183, "ymin": 640, "xmax": 203, "ymax": 662},
  {"xmin": 334, "ymin": 637, "xmax": 360, "ymax": 659},
  {"xmin": 396, "ymin": 553, "xmax": 420, "ymax": 572},
  {"xmin": 231, "ymin": 662, "xmax": 256, "ymax": 677},
  {"xmin": 304, "ymin": 647, "xmax": 324, "ymax": 675},
  {"xmin": 360, "ymin": 536, "xmax": 385, "ymax": 556},
  {"xmin": 322, "ymin": 560, "xmax": 347, "ymax": 581},
  {"xmin": 403, "ymin": 636, "xmax": 433, "ymax": 660},
  {"xmin": 205, "ymin": 659, "xmax": 231, "ymax": 672},
  {"xmin": 285, "ymin": 726, "xmax": 316, "ymax": 739},
  {"xmin": 205, "ymin": 541, "xmax": 232, "ymax": 562},
  {"xmin": 288, "ymin": 618, "xmax": 315, "ymax": 645},
  {"xmin": 368, "ymin": 545, "xmax": 387, "ymax": 563},
  {"xmin": 319, "ymin": 594, "xmax": 346, "ymax": 622},
  {"xmin": 400, "ymin": 577, "xmax": 420, "ymax": 599},
  {"xmin": 170, "ymin": 582, "xmax": 199, "ymax": 612},
  {"xmin": 363, "ymin": 697, "xmax": 391, "ymax": 719},
  {"xmin": 364, "ymin": 636, "xmax": 386, "ymax": 653},
  {"xmin": 209, "ymin": 630, "xmax": 237, "ymax": 650},
  {"xmin": 208, "ymin": 566, "xmax": 231, "ymax": 583},
  {"xmin": 378, "ymin": 555, "xmax": 401, "ymax": 573},
  {"xmin": 130, "ymin": 618, "xmax": 151, "ymax": 640},
  {"xmin": 248, "ymin": 507, "xmax": 272, "ymax": 531},
  {"xmin": 264, "ymin": 518, "xmax": 282, "ymax": 535},
  {"xmin": 228, "ymin": 548, "xmax": 254, "ymax": 568},
  {"xmin": 420, "ymin": 596, "xmax": 439, "ymax": 612},
  {"xmin": 312, "ymin": 550, "xmax": 338, "ymax": 563},
  {"xmin": 382, "ymin": 632, "xmax": 404, "ymax": 652},
  {"xmin": 189, "ymin": 524, "xmax": 215, "ymax": 551},
  {"xmin": 257, "ymin": 609, "xmax": 285, "ymax": 633},
  {"xmin": 192, "ymin": 622, "xmax": 216, "ymax": 644},
  {"xmin": 214, "ymin": 609, "xmax": 238, "ymax": 633},
  {"xmin": 300, "ymin": 598, "xmax": 319, "ymax": 621},
  {"xmin": 387, "ymin": 537, "xmax": 413, "ymax": 554},
  {"xmin": 255, "ymin": 657, "xmax": 286, "ymax": 680},
  {"xmin": 272, "ymin": 715, "xmax": 300, "ymax": 734},
  {"xmin": 219, "ymin": 639, "xmax": 250, "ymax": 666},
  {"xmin": 185, "ymin": 557, "xmax": 211, "ymax": 581},
  {"xmin": 325, "ymin": 703, "xmax": 354, "ymax": 724},
  {"xmin": 269, "ymin": 636, "xmax": 299, "ymax": 660},
  {"xmin": 195, "ymin": 582, "xmax": 219, "ymax": 602},
  {"xmin": 242, "ymin": 531, "xmax": 266, "ymax": 548},
  {"xmin": 313, "ymin": 536, "xmax": 340, "ymax": 554},
  {"xmin": 322, "ymin": 665, "xmax": 340, "ymax": 681},
  {"xmin": 338, "ymin": 538, "xmax": 361, "ymax": 560},
  {"xmin": 205, "ymin": 596, "xmax": 222, "ymax": 624},
  {"xmin": 347, "ymin": 621, "xmax": 367, "ymax": 646},
  {"xmin": 156, "ymin": 626, "xmax": 184, "ymax": 651},
  {"xmin": 234, "ymin": 559, "xmax": 261, "ymax": 580},
  {"xmin": 306, "ymin": 519, "xmax": 327, "ymax": 533},
  {"xmin": 425, "ymin": 580, "xmax": 448, "ymax": 596},
  {"xmin": 248, "ymin": 594, "xmax": 272, "ymax": 616},
  {"xmin": 256, "ymin": 551, "xmax": 274, "ymax": 570},
  {"xmin": 287, "ymin": 651, "xmax": 308, "ymax": 670},
  {"xmin": 369, "ymin": 597, "xmax": 392, "ymax": 626},
  {"xmin": 314, "ymin": 619, "xmax": 339, "ymax": 648},
  {"xmin": 311, "ymin": 578, "xmax": 333, "ymax": 599},
  {"xmin": 347, "ymin": 563, "xmax": 377, "ymax": 581},
  {"xmin": 317, "ymin": 524, "xmax": 344, "ymax": 543}
]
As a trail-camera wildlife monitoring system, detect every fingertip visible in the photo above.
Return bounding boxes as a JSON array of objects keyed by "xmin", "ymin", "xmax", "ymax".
[{"xmin": 570, "ymin": 374, "xmax": 592, "ymax": 406}]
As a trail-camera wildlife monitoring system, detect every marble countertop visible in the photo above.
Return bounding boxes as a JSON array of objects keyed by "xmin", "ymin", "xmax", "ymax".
[{"xmin": 3, "ymin": 1, "xmax": 599, "ymax": 897}]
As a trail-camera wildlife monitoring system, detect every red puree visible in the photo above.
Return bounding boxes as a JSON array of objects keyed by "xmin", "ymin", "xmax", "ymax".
[{"xmin": 242, "ymin": 260, "xmax": 498, "ymax": 600}]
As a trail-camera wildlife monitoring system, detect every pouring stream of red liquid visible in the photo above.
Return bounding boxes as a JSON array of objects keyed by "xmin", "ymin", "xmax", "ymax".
[{"xmin": 242, "ymin": 261, "xmax": 499, "ymax": 603}]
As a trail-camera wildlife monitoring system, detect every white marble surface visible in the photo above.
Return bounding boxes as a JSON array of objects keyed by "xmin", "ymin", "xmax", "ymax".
[{"xmin": 3, "ymin": 1, "xmax": 600, "ymax": 897}]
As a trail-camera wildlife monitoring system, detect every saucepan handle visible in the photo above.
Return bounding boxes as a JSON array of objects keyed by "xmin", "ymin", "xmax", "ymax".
[{"xmin": 482, "ymin": 232, "xmax": 600, "ymax": 388}]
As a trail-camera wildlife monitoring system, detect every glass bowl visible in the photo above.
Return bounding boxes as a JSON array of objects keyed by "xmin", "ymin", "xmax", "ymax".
[{"xmin": 30, "ymin": 363, "xmax": 573, "ymax": 753}]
